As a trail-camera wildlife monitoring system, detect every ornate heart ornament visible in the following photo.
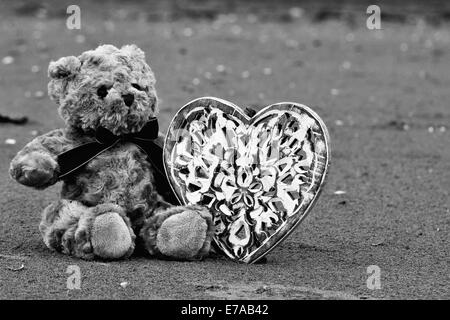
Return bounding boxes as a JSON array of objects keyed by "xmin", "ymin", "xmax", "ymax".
[{"xmin": 163, "ymin": 97, "xmax": 330, "ymax": 263}]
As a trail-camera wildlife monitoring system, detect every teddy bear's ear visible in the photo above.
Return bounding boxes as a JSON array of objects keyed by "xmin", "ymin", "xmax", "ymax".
[
  {"xmin": 48, "ymin": 56, "xmax": 81, "ymax": 79},
  {"xmin": 121, "ymin": 44, "xmax": 146, "ymax": 60}
]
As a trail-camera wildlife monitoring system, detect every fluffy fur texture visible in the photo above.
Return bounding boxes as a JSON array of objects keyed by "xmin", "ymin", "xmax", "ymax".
[{"xmin": 10, "ymin": 44, "xmax": 214, "ymax": 261}]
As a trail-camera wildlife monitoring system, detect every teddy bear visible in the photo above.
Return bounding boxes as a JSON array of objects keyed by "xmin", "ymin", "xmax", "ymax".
[{"xmin": 9, "ymin": 44, "xmax": 215, "ymax": 261}]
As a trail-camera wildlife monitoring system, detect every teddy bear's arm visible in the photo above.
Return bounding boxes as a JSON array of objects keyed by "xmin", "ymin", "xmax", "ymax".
[{"xmin": 9, "ymin": 128, "xmax": 75, "ymax": 189}]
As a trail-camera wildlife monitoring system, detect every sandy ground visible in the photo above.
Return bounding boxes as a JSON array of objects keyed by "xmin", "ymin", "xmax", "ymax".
[{"xmin": 0, "ymin": 1, "xmax": 449, "ymax": 299}]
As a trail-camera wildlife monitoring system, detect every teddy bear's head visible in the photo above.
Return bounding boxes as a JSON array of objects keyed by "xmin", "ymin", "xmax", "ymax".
[{"xmin": 48, "ymin": 44, "xmax": 157, "ymax": 135}]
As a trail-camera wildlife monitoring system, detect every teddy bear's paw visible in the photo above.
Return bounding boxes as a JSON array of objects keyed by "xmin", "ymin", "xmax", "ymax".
[
  {"xmin": 10, "ymin": 152, "xmax": 58, "ymax": 188},
  {"xmin": 90, "ymin": 212, "xmax": 135, "ymax": 259},
  {"xmin": 155, "ymin": 207, "xmax": 214, "ymax": 260}
]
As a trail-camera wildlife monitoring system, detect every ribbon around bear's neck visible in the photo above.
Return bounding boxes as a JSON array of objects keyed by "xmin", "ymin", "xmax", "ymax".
[{"xmin": 57, "ymin": 117, "xmax": 180, "ymax": 205}]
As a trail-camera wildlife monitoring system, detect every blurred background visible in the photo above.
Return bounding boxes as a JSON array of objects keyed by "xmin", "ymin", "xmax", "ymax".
[
  {"xmin": 0, "ymin": 0, "xmax": 448, "ymax": 299},
  {"xmin": 1, "ymin": 0, "xmax": 449, "ymax": 131}
]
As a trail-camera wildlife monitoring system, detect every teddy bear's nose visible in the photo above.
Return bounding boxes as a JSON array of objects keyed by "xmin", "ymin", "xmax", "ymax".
[{"xmin": 122, "ymin": 94, "xmax": 134, "ymax": 107}]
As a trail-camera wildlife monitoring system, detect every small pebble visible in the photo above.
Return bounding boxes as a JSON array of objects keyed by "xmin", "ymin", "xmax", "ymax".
[
  {"xmin": 241, "ymin": 70, "xmax": 250, "ymax": 79},
  {"xmin": 255, "ymin": 285, "xmax": 269, "ymax": 294},
  {"xmin": 285, "ymin": 39, "xmax": 299, "ymax": 48},
  {"xmin": 231, "ymin": 25, "xmax": 242, "ymax": 35},
  {"xmin": 289, "ymin": 7, "xmax": 304, "ymax": 19},
  {"xmin": 31, "ymin": 65, "xmax": 40, "ymax": 73},
  {"xmin": 34, "ymin": 91, "xmax": 44, "ymax": 98},
  {"xmin": 183, "ymin": 28, "xmax": 193, "ymax": 37},
  {"xmin": 104, "ymin": 21, "xmax": 115, "ymax": 32},
  {"xmin": 331, "ymin": 88, "xmax": 340, "ymax": 96},
  {"xmin": 334, "ymin": 190, "xmax": 346, "ymax": 195},
  {"xmin": 211, "ymin": 21, "xmax": 222, "ymax": 31},
  {"xmin": 371, "ymin": 240, "xmax": 385, "ymax": 247},
  {"xmin": 192, "ymin": 78, "xmax": 200, "ymax": 86},
  {"xmin": 120, "ymin": 281, "xmax": 129, "ymax": 288},
  {"xmin": 203, "ymin": 72, "xmax": 212, "ymax": 80},
  {"xmin": 263, "ymin": 67, "xmax": 272, "ymax": 75},
  {"xmin": 5, "ymin": 139, "xmax": 16, "ymax": 145},
  {"xmin": 345, "ymin": 33, "xmax": 355, "ymax": 42},
  {"xmin": 341, "ymin": 61, "xmax": 351, "ymax": 70},
  {"xmin": 36, "ymin": 8, "xmax": 48, "ymax": 19},
  {"xmin": 7, "ymin": 263, "xmax": 24, "ymax": 271},
  {"xmin": 216, "ymin": 64, "xmax": 226, "ymax": 73},
  {"xmin": 2, "ymin": 56, "xmax": 14, "ymax": 65}
]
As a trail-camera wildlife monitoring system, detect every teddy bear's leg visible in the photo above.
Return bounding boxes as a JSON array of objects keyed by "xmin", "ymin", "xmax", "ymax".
[
  {"xmin": 140, "ymin": 205, "xmax": 215, "ymax": 260},
  {"xmin": 39, "ymin": 199, "xmax": 136, "ymax": 260}
]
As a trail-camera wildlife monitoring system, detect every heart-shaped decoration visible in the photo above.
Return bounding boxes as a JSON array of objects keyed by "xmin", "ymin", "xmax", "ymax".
[{"xmin": 163, "ymin": 97, "xmax": 330, "ymax": 263}]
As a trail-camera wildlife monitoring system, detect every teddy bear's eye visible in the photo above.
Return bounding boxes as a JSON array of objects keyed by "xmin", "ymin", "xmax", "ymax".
[
  {"xmin": 132, "ymin": 83, "xmax": 145, "ymax": 91},
  {"xmin": 97, "ymin": 85, "xmax": 109, "ymax": 99}
]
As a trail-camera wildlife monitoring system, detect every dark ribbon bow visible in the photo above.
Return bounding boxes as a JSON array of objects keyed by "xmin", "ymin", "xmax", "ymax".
[{"xmin": 57, "ymin": 118, "xmax": 179, "ymax": 205}]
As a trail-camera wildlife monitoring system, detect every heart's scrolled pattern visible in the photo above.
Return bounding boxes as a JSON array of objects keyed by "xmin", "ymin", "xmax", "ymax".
[{"xmin": 164, "ymin": 97, "xmax": 330, "ymax": 263}]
